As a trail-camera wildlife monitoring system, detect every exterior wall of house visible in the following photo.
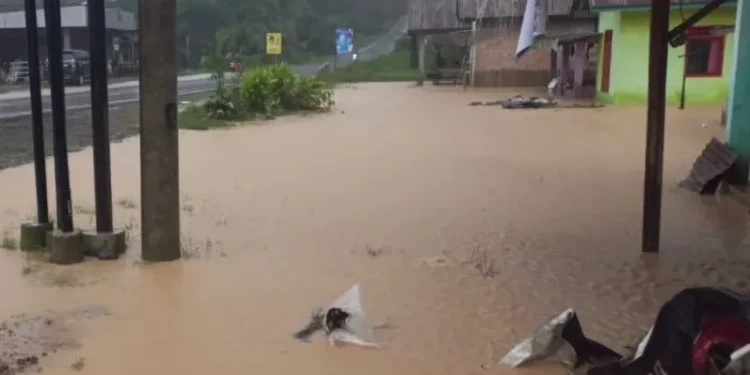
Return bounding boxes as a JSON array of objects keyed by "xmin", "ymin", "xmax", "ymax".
[
  {"xmin": 596, "ymin": 6, "xmax": 736, "ymax": 104},
  {"xmin": 473, "ymin": 18, "xmax": 596, "ymax": 87},
  {"xmin": 474, "ymin": 30, "xmax": 551, "ymax": 86}
]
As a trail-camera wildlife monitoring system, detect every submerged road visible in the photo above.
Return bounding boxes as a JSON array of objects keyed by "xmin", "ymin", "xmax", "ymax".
[{"xmin": 0, "ymin": 63, "xmax": 326, "ymax": 120}]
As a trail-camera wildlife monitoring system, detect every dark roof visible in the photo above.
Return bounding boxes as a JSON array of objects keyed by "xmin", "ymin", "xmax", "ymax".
[
  {"xmin": 408, "ymin": 0, "xmax": 459, "ymax": 31},
  {"xmin": 590, "ymin": 0, "xmax": 736, "ymax": 9},
  {"xmin": 408, "ymin": 0, "xmax": 578, "ymax": 31},
  {"xmin": 458, "ymin": 0, "xmax": 574, "ymax": 19},
  {"xmin": 0, "ymin": 0, "xmax": 84, "ymax": 12}
]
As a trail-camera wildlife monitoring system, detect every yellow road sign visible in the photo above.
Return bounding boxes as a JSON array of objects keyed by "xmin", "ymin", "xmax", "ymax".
[{"xmin": 266, "ymin": 33, "xmax": 282, "ymax": 55}]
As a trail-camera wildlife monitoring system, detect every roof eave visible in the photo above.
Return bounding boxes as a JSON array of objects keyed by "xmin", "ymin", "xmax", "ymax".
[{"xmin": 590, "ymin": 1, "xmax": 737, "ymax": 13}]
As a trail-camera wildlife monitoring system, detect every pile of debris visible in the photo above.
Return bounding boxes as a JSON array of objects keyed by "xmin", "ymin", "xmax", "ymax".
[
  {"xmin": 502, "ymin": 287, "xmax": 750, "ymax": 375},
  {"xmin": 469, "ymin": 95, "xmax": 557, "ymax": 109}
]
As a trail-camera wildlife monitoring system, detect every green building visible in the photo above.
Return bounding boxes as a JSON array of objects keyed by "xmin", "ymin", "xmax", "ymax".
[{"xmin": 592, "ymin": 0, "xmax": 737, "ymax": 104}]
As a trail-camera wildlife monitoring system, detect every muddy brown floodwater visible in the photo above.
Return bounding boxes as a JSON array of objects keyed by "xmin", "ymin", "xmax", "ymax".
[{"xmin": 0, "ymin": 82, "xmax": 748, "ymax": 374}]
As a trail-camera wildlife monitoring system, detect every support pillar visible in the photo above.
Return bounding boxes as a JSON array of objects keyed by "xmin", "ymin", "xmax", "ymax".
[
  {"xmin": 84, "ymin": 0, "xmax": 125, "ymax": 260},
  {"xmin": 726, "ymin": 0, "xmax": 750, "ymax": 185},
  {"xmin": 20, "ymin": 0, "xmax": 53, "ymax": 252},
  {"xmin": 559, "ymin": 44, "xmax": 570, "ymax": 96},
  {"xmin": 139, "ymin": 0, "xmax": 181, "ymax": 262},
  {"xmin": 43, "ymin": 0, "xmax": 74, "ymax": 233},
  {"xmin": 469, "ymin": 20, "xmax": 477, "ymax": 86},
  {"xmin": 410, "ymin": 34, "xmax": 418, "ymax": 69},
  {"xmin": 549, "ymin": 48, "xmax": 557, "ymax": 82},
  {"xmin": 573, "ymin": 41, "xmax": 586, "ymax": 98},
  {"xmin": 641, "ymin": 0, "xmax": 670, "ymax": 253},
  {"xmin": 44, "ymin": 0, "xmax": 82, "ymax": 264},
  {"xmin": 63, "ymin": 28, "xmax": 71, "ymax": 50},
  {"xmin": 417, "ymin": 35, "xmax": 426, "ymax": 75}
]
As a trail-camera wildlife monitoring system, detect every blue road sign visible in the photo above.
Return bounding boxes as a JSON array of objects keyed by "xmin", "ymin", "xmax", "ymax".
[{"xmin": 335, "ymin": 28, "xmax": 354, "ymax": 55}]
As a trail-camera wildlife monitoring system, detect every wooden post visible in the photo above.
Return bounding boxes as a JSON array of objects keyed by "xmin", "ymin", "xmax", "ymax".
[
  {"xmin": 559, "ymin": 43, "xmax": 570, "ymax": 96},
  {"xmin": 549, "ymin": 48, "xmax": 557, "ymax": 82},
  {"xmin": 410, "ymin": 34, "xmax": 418, "ymax": 69},
  {"xmin": 573, "ymin": 41, "xmax": 586, "ymax": 98},
  {"xmin": 641, "ymin": 0, "xmax": 670, "ymax": 253}
]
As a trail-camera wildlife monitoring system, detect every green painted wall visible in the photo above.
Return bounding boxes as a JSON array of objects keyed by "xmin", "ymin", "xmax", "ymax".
[{"xmin": 595, "ymin": 6, "xmax": 737, "ymax": 104}]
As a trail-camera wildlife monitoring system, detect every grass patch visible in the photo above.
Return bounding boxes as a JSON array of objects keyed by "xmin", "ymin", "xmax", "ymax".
[
  {"xmin": 179, "ymin": 105, "xmax": 245, "ymax": 130},
  {"xmin": 1, "ymin": 235, "xmax": 18, "ymax": 250},
  {"xmin": 179, "ymin": 68, "xmax": 210, "ymax": 76},
  {"xmin": 116, "ymin": 197, "xmax": 138, "ymax": 209},
  {"xmin": 317, "ymin": 38, "xmax": 424, "ymax": 84}
]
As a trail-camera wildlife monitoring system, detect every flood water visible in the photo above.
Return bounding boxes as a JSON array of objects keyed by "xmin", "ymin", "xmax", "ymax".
[{"xmin": 0, "ymin": 82, "xmax": 748, "ymax": 374}]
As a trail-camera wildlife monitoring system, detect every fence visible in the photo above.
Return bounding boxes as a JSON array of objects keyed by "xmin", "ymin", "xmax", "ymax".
[{"xmin": 3, "ymin": 61, "xmax": 31, "ymax": 84}]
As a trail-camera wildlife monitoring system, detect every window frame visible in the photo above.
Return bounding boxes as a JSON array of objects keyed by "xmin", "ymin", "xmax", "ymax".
[{"xmin": 684, "ymin": 26, "xmax": 726, "ymax": 78}]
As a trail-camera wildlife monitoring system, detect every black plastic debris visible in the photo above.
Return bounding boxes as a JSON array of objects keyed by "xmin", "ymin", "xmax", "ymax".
[
  {"xmin": 679, "ymin": 138, "xmax": 738, "ymax": 195},
  {"xmin": 501, "ymin": 287, "xmax": 750, "ymax": 375}
]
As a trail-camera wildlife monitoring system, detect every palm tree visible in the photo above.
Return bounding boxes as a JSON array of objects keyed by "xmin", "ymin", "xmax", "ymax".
[{"xmin": 201, "ymin": 31, "xmax": 231, "ymax": 90}]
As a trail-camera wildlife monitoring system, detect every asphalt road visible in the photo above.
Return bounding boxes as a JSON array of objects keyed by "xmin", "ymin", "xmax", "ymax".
[
  {"xmin": 0, "ymin": 21, "xmax": 407, "ymax": 171},
  {"xmin": 0, "ymin": 63, "xmax": 326, "ymax": 120}
]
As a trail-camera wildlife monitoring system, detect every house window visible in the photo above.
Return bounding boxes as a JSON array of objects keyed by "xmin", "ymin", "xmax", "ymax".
[{"xmin": 684, "ymin": 27, "xmax": 725, "ymax": 77}]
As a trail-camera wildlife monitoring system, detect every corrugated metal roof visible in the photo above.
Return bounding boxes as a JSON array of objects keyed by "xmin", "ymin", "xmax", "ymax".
[
  {"xmin": 458, "ymin": 0, "xmax": 574, "ymax": 19},
  {"xmin": 0, "ymin": 5, "xmax": 136, "ymax": 30},
  {"xmin": 590, "ymin": 0, "xmax": 736, "ymax": 9},
  {"xmin": 408, "ymin": 0, "xmax": 468, "ymax": 31},
  {"xmin": 408, "ymin": 0, "xmax": 576, "ymax": 31},
  {"xmin": 0, "ymin": 0, "xmax": 83, "ymax": 12}
]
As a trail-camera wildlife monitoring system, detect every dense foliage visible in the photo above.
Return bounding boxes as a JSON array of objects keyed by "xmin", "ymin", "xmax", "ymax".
[
  {"xmin": 194, "ymin": 64, "xmax": 334, "ymax": 124},
  {"xmin": 112, "ymin": 0, "xmax": 406, "ymax": 68}
]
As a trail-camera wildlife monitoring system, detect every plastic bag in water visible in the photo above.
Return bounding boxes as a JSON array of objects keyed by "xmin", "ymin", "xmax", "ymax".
[
  {"xmin": 501, "ymin": 287, "xmax": 750, "ymax": 375},
  {"xmin": 292, "ymin": 284, "xmax": 381, "ymax": 348},
  {"xmin": 501, "ymin": 308, "xmax": 579, "ymax": 367},
  {"xmin": 722, "ymin": 344, "xmax": 750, "ymax": 375},
  {"xmin": 326, "ymin": 284, "xmax": 380, "ymax": 348}
]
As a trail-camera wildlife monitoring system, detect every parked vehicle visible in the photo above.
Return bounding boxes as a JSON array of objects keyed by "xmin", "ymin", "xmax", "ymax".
[
  {"xmin": 45, "ymin": 49, "xmax": 90, "ymax": 86},
  {"xmin": 62, "ymin": 49, "xmax": 90, "ymax": 86}
]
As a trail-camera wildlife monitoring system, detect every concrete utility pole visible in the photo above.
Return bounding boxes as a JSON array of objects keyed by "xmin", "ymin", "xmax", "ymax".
[
  {"xmin": 139, "ymin": 0, "xmax": 181, "ymax": 261},
  {"xmin": 641, "ymin": 0, "xmax": 670, "ymax": 253}
]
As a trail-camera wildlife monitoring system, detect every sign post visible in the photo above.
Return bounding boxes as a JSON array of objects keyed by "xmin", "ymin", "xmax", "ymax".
[
  {"xmin": 334, "ymin": 28, "xmax": 354, "ymax": 70},
  {"xmin": 266, "ymin": 32, "xmax": 282, "ymax": 64}
]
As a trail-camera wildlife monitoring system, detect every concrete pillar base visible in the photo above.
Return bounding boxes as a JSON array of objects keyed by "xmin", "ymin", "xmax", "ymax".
[
  {"xmin": 82, "ymin": 229, "xmax": 127, "ymax": 260},
  {"xmin": 49, "ymin": 230, "xmax": 84, "ymax": 265},
  {"xmin": 19, "ymin": 221, "xmax": 54, "ymax": 251}
]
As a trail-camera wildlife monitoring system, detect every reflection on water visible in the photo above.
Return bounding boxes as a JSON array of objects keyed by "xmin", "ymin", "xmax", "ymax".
[{"xmin": 0, "ymin": 83, "xmax": 746, "ymax": 374}]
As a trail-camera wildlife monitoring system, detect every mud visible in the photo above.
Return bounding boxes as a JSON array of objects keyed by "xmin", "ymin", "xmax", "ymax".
[
  {"xmin": 0, "ymin": 83, "xmax": 744, "ymax": 374},
  {"xmin": 0, "ymin": 307, "xmax": 109, "ymax": 374}
]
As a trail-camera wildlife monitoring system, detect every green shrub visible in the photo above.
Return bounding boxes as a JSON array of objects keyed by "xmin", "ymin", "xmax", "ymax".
[
  {"xmin": 239, "ymin": 64, "xmax": 334, "ymax": 116},
  {"xmin": 203, "ymin": 86, "xmax": 238, "ymax": 119}
]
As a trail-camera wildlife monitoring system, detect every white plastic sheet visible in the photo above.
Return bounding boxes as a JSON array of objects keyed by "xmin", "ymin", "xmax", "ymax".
[
  {"xmin": 501, "ymin": 308, "xmax": 578, "ymax": 367},
  {"xmin": 325, "ymin": 284, "xmax": 381, "ymax": 348},
  {"xmin": 722, "ymin": 344, "xmax": 750, "ymax": 375}
]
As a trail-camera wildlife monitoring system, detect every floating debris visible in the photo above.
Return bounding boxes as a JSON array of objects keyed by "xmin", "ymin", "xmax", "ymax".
[
  {"xmin": 501, "ymin": 287, "xmax": 750, "ymax": 375},
  {"xmin": 292, "ymin": 284, "xmax": 382, "ymax": 348},
  {"xmin": 468, "ymin": 96, "xmax": 557, "ymax": 109},
  {"xmin": 679, "ymin": 138, "xmax": 738, "ymax": 195}
]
